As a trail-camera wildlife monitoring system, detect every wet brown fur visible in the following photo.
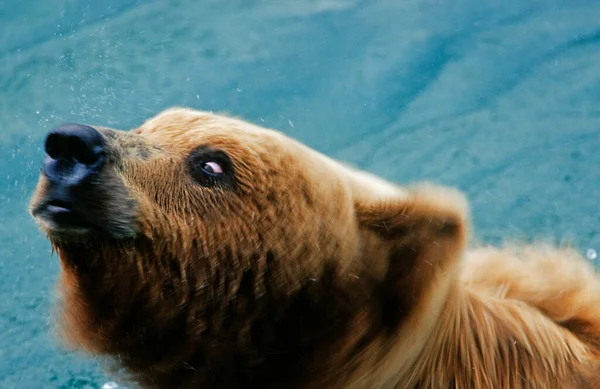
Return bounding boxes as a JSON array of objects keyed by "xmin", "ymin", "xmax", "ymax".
[{"xmin": 30, "ymin": 108, "xmax": 600, "ymax": 388}]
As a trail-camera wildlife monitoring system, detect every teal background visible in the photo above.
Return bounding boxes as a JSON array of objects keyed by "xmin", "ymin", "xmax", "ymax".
[{"xmin": 2, "ymin": 0, "xmax": 600, "ymax": 387}]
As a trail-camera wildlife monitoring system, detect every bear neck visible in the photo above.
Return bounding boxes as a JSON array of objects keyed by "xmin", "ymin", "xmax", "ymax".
[{"xmin": 54, "ymin": 239, "xmax": 394, "ymax": 389}]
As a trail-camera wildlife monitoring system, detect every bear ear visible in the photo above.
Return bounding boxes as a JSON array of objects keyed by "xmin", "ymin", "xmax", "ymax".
[
  {"xmin": 355, "ymin": 182, "xmax": 470, "ymax": 265},
  {"xmin": 354, "ymin": 183, "xmax": 469, "ymax": 330}
]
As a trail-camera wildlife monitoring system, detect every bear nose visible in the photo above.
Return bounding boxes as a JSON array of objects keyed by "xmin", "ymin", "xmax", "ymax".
[{"xmin": 42, "ymin": 123, "xmax": 106, "ymax": 186}]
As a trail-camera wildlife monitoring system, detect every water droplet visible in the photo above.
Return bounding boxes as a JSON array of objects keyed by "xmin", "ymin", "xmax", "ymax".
[
  {"xmin": 101, "ymin": 382, "xmax": 121, "ymax": 389},
  {"xmin": 587, "ymin": 249, "xmax": 597, "ymax": 260}
]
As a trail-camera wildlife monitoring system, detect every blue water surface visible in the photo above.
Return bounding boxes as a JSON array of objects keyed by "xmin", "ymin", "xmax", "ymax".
[{"xmin": 1, "ymin": 0, "xmax": 600, "ymax": 387}]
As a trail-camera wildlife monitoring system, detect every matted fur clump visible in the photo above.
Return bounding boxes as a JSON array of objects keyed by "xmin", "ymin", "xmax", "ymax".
[{"xmin": 29, "ymin": 107, "xmax": 600, "ymax": 388}]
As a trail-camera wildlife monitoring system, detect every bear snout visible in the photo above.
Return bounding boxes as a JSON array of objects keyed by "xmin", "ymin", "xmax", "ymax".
[{"xmin": 30, "ymin": 124, "xmax": 139, "ymax": 239}]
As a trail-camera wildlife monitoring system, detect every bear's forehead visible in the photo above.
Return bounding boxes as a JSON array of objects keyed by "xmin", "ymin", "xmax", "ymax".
[
  {"xmin": 128, "ymin": 108, "xmax": 333, "ymax": 180},
  {"xmin": 134, "ymin": 108, "xmax": 288, "ymax": 156}
]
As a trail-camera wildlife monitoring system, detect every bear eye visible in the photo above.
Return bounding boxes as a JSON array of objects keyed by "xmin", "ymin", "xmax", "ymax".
[
  {"xmin": 187, "ymin": 146, "xmax": 234, "ymax": 188},
  {"xmin": 201, "ymin": 161, "xmax": 223, "ymax": 175}
]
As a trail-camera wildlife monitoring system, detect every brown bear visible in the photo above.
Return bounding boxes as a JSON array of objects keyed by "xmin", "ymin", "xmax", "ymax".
[{"xmin": 29, "ymin": 107, "xmax": 600, "ymax": 389}]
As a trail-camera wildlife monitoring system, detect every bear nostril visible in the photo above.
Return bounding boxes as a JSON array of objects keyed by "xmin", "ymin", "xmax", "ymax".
[
  {"xmin": 44, "ymin": 133, "xmax": 61, "ymax": 160},
  {"xmin": 43, "ymin": 123, "xmax": 106, "ymax": 185}
]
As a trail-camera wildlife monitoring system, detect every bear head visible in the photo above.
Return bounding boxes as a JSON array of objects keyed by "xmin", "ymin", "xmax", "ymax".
[{"xmin": 29, "ymin": 108, "xmax": 468, "ymax": 389}]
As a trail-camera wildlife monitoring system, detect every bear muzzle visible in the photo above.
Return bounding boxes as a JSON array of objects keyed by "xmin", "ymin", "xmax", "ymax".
[{"xmin": 30, "ymin": 123, "xmax": 139, "ymax": 239}]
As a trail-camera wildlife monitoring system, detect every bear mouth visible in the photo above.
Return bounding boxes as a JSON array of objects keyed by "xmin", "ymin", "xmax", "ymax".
[
  {"xmin": 31, "ymin": 178, "xmax": 141, "ymax": 241},
  {"xmin": 31, "ymin": 197, "xmax": 93, "ymax": 235}
]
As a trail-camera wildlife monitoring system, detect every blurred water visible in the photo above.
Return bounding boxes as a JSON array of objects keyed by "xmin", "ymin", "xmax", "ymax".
[{"xmin": 2, "ymin": 0, "xmax": 600, "ymax": 387}]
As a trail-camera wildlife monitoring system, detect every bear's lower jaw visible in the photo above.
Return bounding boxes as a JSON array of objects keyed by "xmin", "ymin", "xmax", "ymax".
[
  {"xmin": 32, "ymin": 204, "xmax": 92, "ymax": 238},
  {"xmin": 34, "ymin": 211, "xmax": 138, "ymax": 243},
  {"xmin": 33, "ymin": 208, "xmax": 92, "ymax": 237}
]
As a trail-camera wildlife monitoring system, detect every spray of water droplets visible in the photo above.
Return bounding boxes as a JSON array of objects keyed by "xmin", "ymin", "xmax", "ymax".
[{"xmin": 100, "ymin": 382, "xmax": 124, "ymax": 389}]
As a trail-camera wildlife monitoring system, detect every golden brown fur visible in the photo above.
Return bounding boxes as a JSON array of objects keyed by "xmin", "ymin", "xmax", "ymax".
[{"xmin": 29, "ymin": 107, "xmax": 600, "ymax": 388}]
